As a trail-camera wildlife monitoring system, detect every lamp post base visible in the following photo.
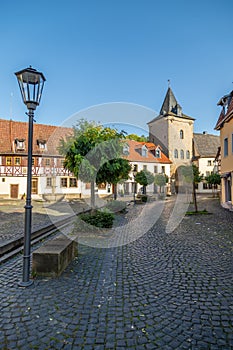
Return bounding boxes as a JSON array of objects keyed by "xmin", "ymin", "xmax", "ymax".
[{"xmin": 18, "ymin": 280, "xmax": 33, "ymax": 288}]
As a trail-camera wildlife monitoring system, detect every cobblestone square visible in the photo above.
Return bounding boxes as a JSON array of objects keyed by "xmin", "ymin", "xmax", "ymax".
[{"xmin": 0, "ymin": 196, "xmax": 232, "ymax": 349}]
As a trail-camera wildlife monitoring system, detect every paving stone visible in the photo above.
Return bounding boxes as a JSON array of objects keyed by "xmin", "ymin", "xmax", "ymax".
[{"xmin": 0, "ymin": 196, "xmax": 232, "ymax": 349}]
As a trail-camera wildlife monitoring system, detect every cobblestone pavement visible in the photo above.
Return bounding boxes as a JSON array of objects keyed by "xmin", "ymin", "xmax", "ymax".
[
  {"xmin": 0, "ymin": 199, "xmax": 89, "ymax": 244},
  {"xmin": 0, "ymin": 196, "xmax": 232, "ymax": 349}
]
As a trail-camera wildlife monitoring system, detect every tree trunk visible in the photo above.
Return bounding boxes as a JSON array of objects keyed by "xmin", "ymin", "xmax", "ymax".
[
  {"xmin": 143, "ymin": 185, "xmax": 146, "ymax": 195},
  {"xmin": 193, "ymin": 182, "xmax": 198, "ymax": 212},
  {"xmin": 91, "ymin": 180, "xmax": 95, "ymax": 208},
  {"xmin": 114, "ymin": 183, "xmax": 117, "ymax": 200}
]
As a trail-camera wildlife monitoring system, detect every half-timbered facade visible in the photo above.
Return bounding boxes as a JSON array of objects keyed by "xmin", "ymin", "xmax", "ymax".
[{"xmin": 0, "ymin": 119, "xmax": 110, "ymax": 200}]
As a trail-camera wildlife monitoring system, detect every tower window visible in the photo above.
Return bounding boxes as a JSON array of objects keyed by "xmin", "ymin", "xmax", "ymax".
[
  {"xmin": 186, "ymin": 150, "xmax": 190, "ymax": 159},
  {"xmin": 180, "ymin": 149, "xmax": 184, "ymax": 159},
  {"xmin": 174, "ymin": 149, "xmax": 178, "ymax": 158},
  {"xmin": 180, "ymin": 130, "xmax": 184, "ymax": 139}
]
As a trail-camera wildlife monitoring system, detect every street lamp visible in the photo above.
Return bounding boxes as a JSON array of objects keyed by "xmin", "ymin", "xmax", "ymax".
[{"xmin": 15, "ymin": 66, "xmax": 46, "ymax": 287}]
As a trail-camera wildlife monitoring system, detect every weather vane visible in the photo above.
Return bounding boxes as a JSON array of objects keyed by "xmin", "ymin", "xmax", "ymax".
[{"xmin": 168, "ymin": 79, "xmax": 171, "ymax": 87}]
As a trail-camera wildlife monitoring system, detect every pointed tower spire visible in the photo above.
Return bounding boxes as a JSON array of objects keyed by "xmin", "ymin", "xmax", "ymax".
[{"xmin": 160, "ymin": 86, "xmax": 178, "ymax": 115}]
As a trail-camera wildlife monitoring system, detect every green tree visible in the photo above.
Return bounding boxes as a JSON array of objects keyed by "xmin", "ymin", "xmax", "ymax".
[
  {"xmin": 96, "ymin": 158, "xmax": 131, "ymax": 200},
  {"xmin": 59, "ymin": 120, "xmax": 128, "ymax": 207},
  {"xmin": 135, "ymin": 170, "xmax": 154, "ymax": 195},
  {"xmin": 180, "ymin": 164, "xmax": 202, "ymax": 212},
  {"xmin": 205, "ymin": 173, "xmax": 221, "ymax": 197},
  {"xmin": 154, "ymin": 173, "xmax": 168, "ymax": 193},
  {"xmin": 127, "ymin": 134, "xmax": 149, "ymax": 142}
]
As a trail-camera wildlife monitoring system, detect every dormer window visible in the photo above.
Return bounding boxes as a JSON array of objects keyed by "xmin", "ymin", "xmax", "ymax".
[
  {"xmin": 15, "ymin": 138, "xmax": 25, "ymax": 151},
  {"xmin": 155, "ymin": 147, "xmax": 161, "ymax": 158},
  {"xmin": 141, "ymin": 145, "xmax": 148, "ymax": 157},
  {"xmin": 37, "ymin": 139, "xmax": 47, "ymax": 150},
  {"xmin": 122, "ymin": 143, "xmax": 129, "ymax": 156}
]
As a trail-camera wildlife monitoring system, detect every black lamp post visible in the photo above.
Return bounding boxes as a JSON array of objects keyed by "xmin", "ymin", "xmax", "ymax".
[{"xmin": 15, "ymin": 66, "xmax": 46, "ymax": 287}]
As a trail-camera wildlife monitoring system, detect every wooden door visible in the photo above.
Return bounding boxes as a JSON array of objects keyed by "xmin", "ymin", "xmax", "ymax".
[
  {"xmin": 32, "ymin": 178, "xmax": 38, "ymax": 194},
  {"xmin": 10, "ymin": 184, "xmax": 19, "ymax": 199}
]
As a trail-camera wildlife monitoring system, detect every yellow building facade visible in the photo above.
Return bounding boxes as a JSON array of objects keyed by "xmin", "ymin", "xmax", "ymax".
[{"xmin": 215, "ymin": 90, "xmax": 233, "ymax": 209}]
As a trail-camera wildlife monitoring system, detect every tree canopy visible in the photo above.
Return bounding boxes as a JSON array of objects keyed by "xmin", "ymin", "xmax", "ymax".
[
  {"xmin": 205, "ymin": 173, "xmax": 221, "ymax": 197},
  {"xmin": 135, "ymin": 169, "xmax": 154, "ymax": 194},
  {"xmin": 180, "ymin": 164, "xmax": 202, "ymax": 212},
  {"xmin": 154, "ymin": 173, "xmax": 168, "ymax": 192},
  {"xmin": 59, "ymin": 119, "xmax": 131, "ymax": 205},
  {"xmin": 205, "ymin": 173, "xmax": 221, "ymax": 186},
  {"xmin": 127, "ymin": 134, "xmax": 149, "ymax": 142}
]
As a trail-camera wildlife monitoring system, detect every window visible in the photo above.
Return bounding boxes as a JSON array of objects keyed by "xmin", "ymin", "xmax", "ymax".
[
  {"xmin": 46, "ymin": 177, "xmax": 52, "ymax": 187},
  {"xmin": 122, "ymin": 144, "xmax": 129, "ymax": 156},
  {"xmin": 98, "ymin": 183, "xmax": 106, "ymax": 190},
  {"xmin": 155, "ymin": 148, "xmax": 161, "ymax": 158},
  {"xmin": 60, "ymin": 177, "xmax": 68, "ymax": 187},
  {"xmin": 206, "ymin": 171, "xmax": 210, "ymax": 177},
  {"xmin": 69, "ymin": 177, "xmax": 77, "ymax": 187},
  {"xmin": 207, "ymin": 160, "xmax": 212, "ymax": 166},
  {"xmin": 15, "ymin": 139, "xmax": 25, "ymax": 151},
  {"xmin": 37, "ymin": 139, "xmax": 47, "ymax": 150},
  {"xmin": 154, "ymin": 166, "xmax": 158, "ymax": 173},
  {"xmin": 161, "ymin": 166, "xmax": 165, "ymax": 173},
  {"xmin": 133, "ymin": 164, "xmax": 138, "ymax": 172},
  {"xmin": 180, "ymin": 149, "xmax": 184, "ymax": 159},
  {"xmin": 204, "ymin": 183, "xmax": 213, "ymax": 190},
  {"xmin": 60, "ymin": 159, "xmax": 65, "ymax": 167},
  {"xmin": 141, "ymin": 146, "xmax": 148, "ymax": 157},
  {"xmin": 174, "ymin": 149, "xmax": 178, "ymax": 158},
  {"xmin": 143, "ymin": 165, "xmax": 147, "ymax": 171},
  {"xmin": 32, "ymin": 157, "xmax": 35, "ymax": 166},
  {"xmin": 180, "ymin": 130, "xmax": 184, "ymax": 139},
  {"xmin": 14, "ymin": 157, "xmax": 21, "ymax": 165},
  {"xmin": 224, "ymin": 138, "xmax": 228, "ymax": 157},
  {"xmin": 232, "ymin": 134, "xmax": 233, "ymax": 154},
  {"xmin": 6, "ymin": 157, "xmax": 12, "ymax": 165},
  {"xmin": 45, "ymin": 158, "xmax": 51, "ymax": 166},
  {"xmin": 186, "ymin": 150, "xmax": 190, "ymax": 159}
]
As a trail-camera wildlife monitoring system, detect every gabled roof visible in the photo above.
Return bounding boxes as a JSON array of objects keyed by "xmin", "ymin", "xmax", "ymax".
[
  {"xmin": 123, "ymin": 139, "xmax": 171, "ymax": 164},
  {"xmin": 148, "ymin": 87, "xmax": 195, "ymax": 124},
  {"xmin": 215, "ymin": 90, "xmax": 233, "ymax": 130},
  {"xmin": 0, "ymin": 119, "xmax": 73, "ymax": 156},
  {"xmin": 193, "ymin": 133, "xmax": 220, "ymax": 158}
]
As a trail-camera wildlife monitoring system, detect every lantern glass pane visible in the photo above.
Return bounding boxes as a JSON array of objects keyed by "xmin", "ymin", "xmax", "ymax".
[{"xmin": 15, "ymin": 67, "xmax": 45, "ymax": 106}]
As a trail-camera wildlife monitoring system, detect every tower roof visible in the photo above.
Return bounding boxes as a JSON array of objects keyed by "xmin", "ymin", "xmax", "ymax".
[
  {"xmin": 148, "ymin": 86, "xmax": 195, "ymax": 125},
  {"xmin": 160, "ymin": 87, "xmax": 178, "ymax": 115}
]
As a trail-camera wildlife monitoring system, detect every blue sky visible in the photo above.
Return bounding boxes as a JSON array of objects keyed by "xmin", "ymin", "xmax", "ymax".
[{"xmin": 0, "ymin": 0, "xmax": 232, "ymax": 135}]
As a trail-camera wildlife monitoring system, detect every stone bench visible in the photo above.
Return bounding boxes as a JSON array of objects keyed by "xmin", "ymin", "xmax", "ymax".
[{"xmin": 32, "ymin": 235, "xmax": 77, "ymax": 277}]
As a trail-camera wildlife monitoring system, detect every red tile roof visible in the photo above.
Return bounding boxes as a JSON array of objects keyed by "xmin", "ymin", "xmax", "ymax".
[
  {"xmin": 0, "ymin": 119, "xmax": 72, "ymax": 156},
  {"xmin": 215, "ymin": 91, "xmax": 233, "ymax": 130},
  {"xmin": 123, "ymin": 139, "xmax": 171, "ymax": 164}
]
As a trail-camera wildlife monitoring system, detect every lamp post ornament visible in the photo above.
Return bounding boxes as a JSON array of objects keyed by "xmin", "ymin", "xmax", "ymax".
[{"xmin": 15, "ymin": 66, "xmax": 46, "ymax": 287}]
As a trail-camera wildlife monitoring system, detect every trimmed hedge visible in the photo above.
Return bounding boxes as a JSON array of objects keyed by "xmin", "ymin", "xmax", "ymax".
[{"xmin": 80, "ymin": 210, "xmax": 114, "ymax": 228}]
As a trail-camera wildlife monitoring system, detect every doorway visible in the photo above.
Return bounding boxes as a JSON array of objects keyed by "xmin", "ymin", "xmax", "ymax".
[
  {"xmin": 10, "ymin": 184, "xmax": 19, "ymax": 199},
  {"xmin": 32, "ymin": 178, "xmax": 38, "ymax": 194}
]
